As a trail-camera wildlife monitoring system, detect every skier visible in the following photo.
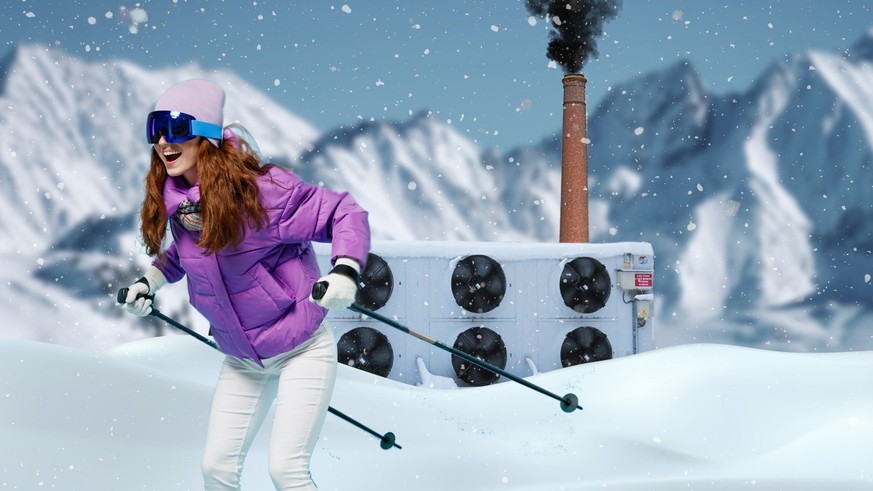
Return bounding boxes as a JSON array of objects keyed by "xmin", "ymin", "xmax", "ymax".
[{"xmin": 117, "ymin": 79, "xmax": 370, "ymax": 490}]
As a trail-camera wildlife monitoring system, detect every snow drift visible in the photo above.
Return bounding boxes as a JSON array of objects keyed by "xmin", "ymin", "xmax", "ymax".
[{"xmin": 2, "ymin": 336, "xmax": 871, "ymax": 490}]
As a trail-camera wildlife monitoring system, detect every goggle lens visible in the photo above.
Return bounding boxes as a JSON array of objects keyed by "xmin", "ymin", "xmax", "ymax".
[{"xmin": 146, "ymin": 111, "xmax": 222, "ymax": 144}]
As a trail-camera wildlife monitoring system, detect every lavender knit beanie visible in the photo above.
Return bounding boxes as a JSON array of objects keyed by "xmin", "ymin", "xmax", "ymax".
[{"xmin": 154, "ymin": 79, "xmax": 225, "ymax": 147}]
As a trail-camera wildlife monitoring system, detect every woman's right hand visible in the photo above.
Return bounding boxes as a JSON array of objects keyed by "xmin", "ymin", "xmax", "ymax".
[
  {"xmin": 117, "ymin": 279, "xmax": 154, "ymax": 317},
  {"xmin": 116, "ymin": 267, "xmax": 168, "ymax": 317}
]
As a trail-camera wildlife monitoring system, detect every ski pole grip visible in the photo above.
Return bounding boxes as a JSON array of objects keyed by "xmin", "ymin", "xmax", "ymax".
[
  {"xmin": 116, "ymin": 287, "xmax": 154, "ymax": 304},
  {"xmin": 311, "ymin": 281, "xmax": 329, "ymax": 301},
  {"xmin": 116, "ymin": 288, "xmax": 129, "ymax": 304}
]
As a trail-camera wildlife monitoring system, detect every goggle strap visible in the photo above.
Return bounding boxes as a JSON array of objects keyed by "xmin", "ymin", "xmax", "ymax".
[{"xmin": 190, "ymin": 120, "xmax": 223, "ymax": 140}]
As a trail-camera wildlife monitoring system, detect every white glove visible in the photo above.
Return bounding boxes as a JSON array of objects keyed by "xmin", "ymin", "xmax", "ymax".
[
  {"xmin": 310, "ymin": 257, "xmax": 360, "ymax": 310},
  {"xmin": 117, "ymin": 267, "xmax": 168, "ymax": 317},
  {"xmin": 119, "ymin": 280, "xmax": 153, "ymax": 316}
]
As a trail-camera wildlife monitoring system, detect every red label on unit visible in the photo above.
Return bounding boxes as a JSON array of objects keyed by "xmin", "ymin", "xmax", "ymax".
[{"xmin": 634, "ymin": 273, "xmax": 653, "ymax": 288}]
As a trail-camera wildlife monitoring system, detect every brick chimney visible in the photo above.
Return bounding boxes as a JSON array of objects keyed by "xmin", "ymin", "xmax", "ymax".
[{"xmin": 560, "ymin": 73, "xmax": 589, "ymax": 243}]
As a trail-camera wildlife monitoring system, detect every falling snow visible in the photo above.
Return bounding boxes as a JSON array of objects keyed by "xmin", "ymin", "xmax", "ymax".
[{"xmin": 2, "ymin": 6, "xmax": 873, "ymax": 488}]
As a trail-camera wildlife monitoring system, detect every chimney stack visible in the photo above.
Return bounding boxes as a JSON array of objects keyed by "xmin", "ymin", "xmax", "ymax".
[{"xmin": 559, "ymin": 73, "xmax": 589, "ymax": 243}]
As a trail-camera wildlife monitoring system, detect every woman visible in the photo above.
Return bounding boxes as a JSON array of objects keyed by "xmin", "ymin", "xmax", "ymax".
[{"xmin": 117, "ymin": 79, "xmax": 370, "ymax": 490}]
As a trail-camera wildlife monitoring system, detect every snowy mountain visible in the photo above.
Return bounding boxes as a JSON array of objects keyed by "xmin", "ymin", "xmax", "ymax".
[
  {"xmin": 289, "ymin": 112, "xmax": 533, "ymax": 243},
  {"xmin": 484, "ymin": 31, "xmax": 873, "ymax": 349},
  {"xmin": 0, "ymin": 44, "xmax": 319, "ymax": 255},
  {"xmin": 1, "ymin": 29, "xmax": 872, "ymax": 353},
  {"xmin": 583, "ymin": 38, "xmax": 873, "ymax": 346},
  {"xmin": 0, "ymin": 44, "xmax": 319, "ymax": 347}
]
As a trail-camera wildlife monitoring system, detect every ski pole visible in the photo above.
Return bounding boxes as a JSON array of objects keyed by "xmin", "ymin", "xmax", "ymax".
[
  {"xmin": 117, "ymin": 288, "xmax": 401, "ymax": 450},
  {"xmin": 312, "ymin": 283, "xmax": 582, "ymax": 413}
]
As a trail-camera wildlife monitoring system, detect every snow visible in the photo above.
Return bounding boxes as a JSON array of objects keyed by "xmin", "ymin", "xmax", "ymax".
[
  {"xmin": 810, "ymin": 50, "xmax": 873, "ymax": 147},
  {"xmin": 0, "ymin": 25, "xmax": 872, "ymax": 489},
  {"xmin": 2, "ymin": 335, "xmax": 871, "ymax": 490},
  {"xmin": 325, "ymin": 239, "xmax": 652, "ymax": 261},
  {"xmin": 676, "ymin": 192, "xmax": 736, "ymax": 318},
  {"xmin": 743, "ymin": 71, "xmax": 815, "ymax": 306}
]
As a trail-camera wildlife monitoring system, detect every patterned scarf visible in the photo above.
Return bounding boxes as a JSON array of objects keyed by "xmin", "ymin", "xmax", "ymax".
[
  {"xmin": 171, "ymin": 127, "xmax": 261, "ymax": 234},
  {"xmin": 175, "ymin": 199, "xmax": 203, "ymax": 232}
]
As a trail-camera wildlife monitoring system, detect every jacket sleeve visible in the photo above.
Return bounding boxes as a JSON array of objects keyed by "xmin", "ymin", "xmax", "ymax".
[
  {"xmin": 277, "ymin": 178, "xmax": 371, "ymax": 267},
  {"xmin": 152, "ymin": 241, "xmax": 186, "ymax": 283}
]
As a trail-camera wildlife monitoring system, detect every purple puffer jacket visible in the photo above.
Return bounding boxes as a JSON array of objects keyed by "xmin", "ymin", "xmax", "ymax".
[{"xmin": 154, "ymin": 166, "xmax": 370, "ymax": 364}]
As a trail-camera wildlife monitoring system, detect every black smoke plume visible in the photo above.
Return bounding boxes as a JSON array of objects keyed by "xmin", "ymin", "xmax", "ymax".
[{"xmin": 525, "ymin": 0, "xmax": 622, "ymax": 73}]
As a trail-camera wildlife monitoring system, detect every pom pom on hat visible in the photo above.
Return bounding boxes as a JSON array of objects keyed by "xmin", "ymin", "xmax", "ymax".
[{"xmin": 154, "ymin": 79, "xmax": 225, "ymax": 147}]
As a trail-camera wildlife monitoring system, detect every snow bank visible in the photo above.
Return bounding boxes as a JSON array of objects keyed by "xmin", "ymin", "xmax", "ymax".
[{"xmin": 1, "ymin": 337, "xmax": 871, "ymax": 490}]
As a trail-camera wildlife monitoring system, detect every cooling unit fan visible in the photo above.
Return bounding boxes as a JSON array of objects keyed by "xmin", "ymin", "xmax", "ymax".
[
  {"xmin": 560, "ymin": 326, "xmax": 613, "ymax": 367},
  {"xmin": 355, "ymin": 253, "xmax": 394, "ymax": 311},
  {"xmin": 337, "ymin": 327, "xmax": 394, "ymax": 377},
  {"xmin": 451, "ymin": 326, "xmax": 507, "ymax": 386},
  {"xmin": 559, "ymin": 257, "xmax": 611, "ymax": 313},
  {"xmin": 451, "ymin": 254, "xmax": 506, "ymax": 314}
]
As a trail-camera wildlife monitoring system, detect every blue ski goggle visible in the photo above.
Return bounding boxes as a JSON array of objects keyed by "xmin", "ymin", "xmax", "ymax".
[{"xmin": 146, "ymin": 110, "xmax": 223, "ymax": 144}]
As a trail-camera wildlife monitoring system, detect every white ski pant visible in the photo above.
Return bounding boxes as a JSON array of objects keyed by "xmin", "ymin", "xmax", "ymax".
[{"xmin": 201, "ymin": 322, "xmax": 337, "ymax": 490}]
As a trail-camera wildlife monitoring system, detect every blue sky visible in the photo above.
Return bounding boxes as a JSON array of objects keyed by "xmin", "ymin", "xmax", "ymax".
[{"xmin": 2, "ymin": 1, "xmax": 871, "ymax": 151}]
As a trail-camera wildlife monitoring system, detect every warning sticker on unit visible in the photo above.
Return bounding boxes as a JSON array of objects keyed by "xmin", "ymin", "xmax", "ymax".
[
  {"xmin": 616, "ymin": 269, "xmax": 654, "ymax": 291},
  {"xmin": 634, "ymin": 272, "xmax": 653, "ymax": 288}
]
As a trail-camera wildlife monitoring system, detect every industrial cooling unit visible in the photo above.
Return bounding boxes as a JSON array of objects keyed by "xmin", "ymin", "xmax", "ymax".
[{"xmin": 314, "ymin": 240, "xmax": 654, "ymax": 387}]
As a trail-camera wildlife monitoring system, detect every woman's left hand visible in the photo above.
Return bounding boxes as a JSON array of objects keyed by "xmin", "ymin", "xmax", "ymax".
[{"xmin": 310, "ymin": 258, "xmax": 360, "ymax": 310}]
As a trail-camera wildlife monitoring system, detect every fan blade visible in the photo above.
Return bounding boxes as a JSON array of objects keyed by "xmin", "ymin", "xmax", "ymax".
[
  {"xmin": 356, "ymin": 253, "xmax": 394, "ymax": 311},
  {"xmin": 451, "ymin": 327, "xmax": 507, "ymax": 386},
  {"xmin": 337, "ymin": 327, "xmax": 394, "ymax": 377}
]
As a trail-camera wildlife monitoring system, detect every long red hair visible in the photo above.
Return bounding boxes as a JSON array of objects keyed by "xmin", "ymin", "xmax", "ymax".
[{"xmin": 140, "ymin": 129, "xmax": 270, "ymax": 257}]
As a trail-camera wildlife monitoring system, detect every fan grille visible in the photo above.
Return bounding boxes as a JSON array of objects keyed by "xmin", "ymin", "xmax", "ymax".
[
  {"xmin": 451, "ymin": 254, "xmax": 506, "ymax": 314},
  {"xmin": 451, "ymin": 326, "xmax": 507, "ymax": 386},
  {"xmin": 560, "ymin": 326, "xmax": 613, "ymax": 367},
  {"xmin": 356, "ymin": 253, "xmax": 394, "ymax": 311},
  {"xmin": 559, "ymin": 257, "xmax": 611, "ymax": 313},
  {"xmin": 337, "ymin": 327, "xmax": 394, "ymax": 377}
]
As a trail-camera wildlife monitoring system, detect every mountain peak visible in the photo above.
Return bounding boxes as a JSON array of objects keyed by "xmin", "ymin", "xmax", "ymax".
[
  {"xmin": 593, "ymin": 58, "xmax": 706, "ymax": 115},
  {"xmin": 0, "ymin": 45, "xmax": 18, "ymax": 94},
  {"xmin": 0, "ymin": 44, "xmax": 51, "ymax": 93},
  {"xmin": 848, "ymin": 26, "xmax": 873, "ymax": 61},
  {"xmin": 0, "ymin": 43, "xmax": 81, "ymax": 96},
  {"xmin": 2, "ymin": 42, "xmax": 64, "ymax": 68}
]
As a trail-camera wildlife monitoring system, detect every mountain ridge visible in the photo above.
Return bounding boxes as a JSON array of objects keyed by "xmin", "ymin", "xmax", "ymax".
[
  {"xmin": 1, "ymin": 29, "xmax": 872, "ymax": 352},
  {"xmin": 0, "ymin": 43, "xmax": 319, "ymax": 254}
]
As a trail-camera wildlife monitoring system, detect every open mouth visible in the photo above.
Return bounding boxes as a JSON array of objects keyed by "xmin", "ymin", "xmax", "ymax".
[{"xmin": 163, "ymin": 150, "xmax": 182, "ymax": 163}]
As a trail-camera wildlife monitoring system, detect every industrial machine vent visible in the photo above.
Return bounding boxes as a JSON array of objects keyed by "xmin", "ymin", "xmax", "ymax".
[
  {"xmin": 317, "ymin": 239, "xmax": 656, "ymax": 386},
  {"xmin": 356, "ymin": 253, "xmax": 394, "ymax": 311},
  {"xmin": 560, "ymin": 326, "xmax": 613, "ymax": 367},
  {"xmin": 451, "ymin": 254, "xmax": 506, "ymax": 314},
  {"xmin": 560, "ymin": 257, "xmax": 611, "ymax": 313},
  {"xmin": 337, "ymin": 327, "xmax": 394, "ymax": 377},
  {"xmin": 451, "ymin": 326, "xmax": 507, "ymax": 386}
]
